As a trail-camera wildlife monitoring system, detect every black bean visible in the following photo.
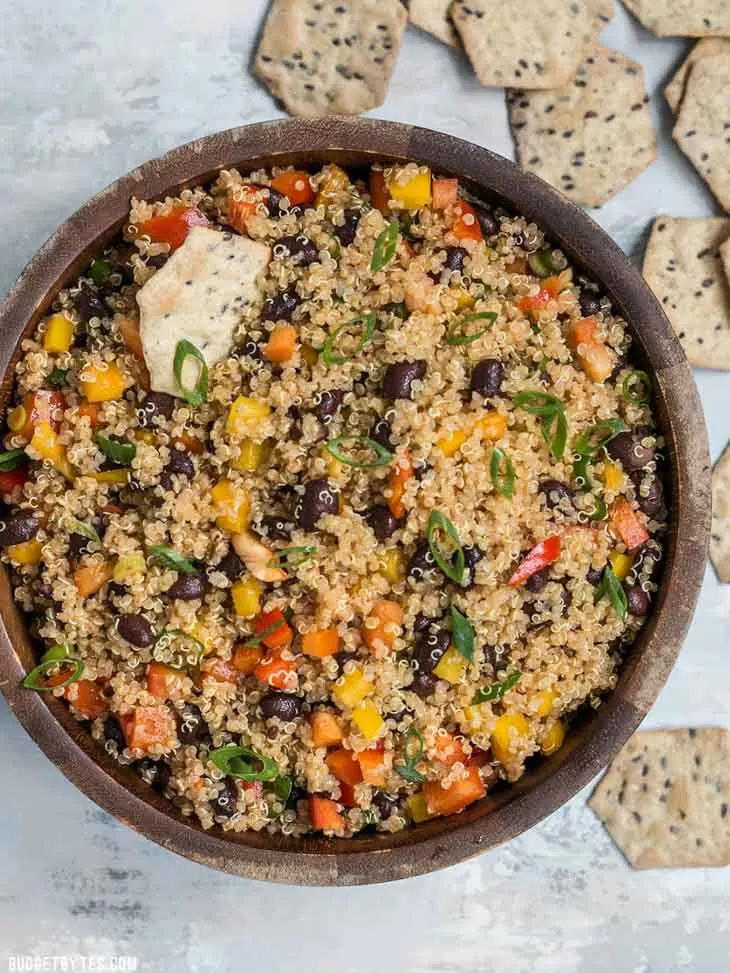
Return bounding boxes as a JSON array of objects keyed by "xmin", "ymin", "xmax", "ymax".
[
  {"xmin": 369, "ymin": 418, "xmax": 393, "ymax": 451},
  {"xmin": 73, "ymin": 283, "xmax": 107, "ymax": 322},
  {"xmin": 117, "ymin": 613, "xmax": 154, "ymax": 647},
  {"xmin": 0, "ymin": 510, "xmax": 38, "ymax": 548},
  {"xmin": 606, "ymin": 431, "xmax": 655, "ymax": 472},
  {"xmin": 241, "ymin": 337, "xmax": 263, "ymax": 360},
  {"xmin": 167, "ymin": 570, "xmax": 209, "ymax": 601},
  {"xmin": 146, "ymin": 254, "xmax": 168, "ymax": 270},
  {"xmin": 626, "ymin": 585, "xmax": 650, "ymax": 617},
  {"xmin": 414, "ymin": 629, "xmax": 450, "ymax": 675},
  {"xmin": 136, "ymin": 757, "xmax": 171, "ymax": 794},
  {"xmin": 586, "ymin": 565, "xmax": 604, "ymax": 586},
  {"xmin": 138, "ymin": 391, "xmax": 175, "ymax": 427},
  {"xmin": 539, "ymin": 479, "xmax": 575, "ymax": 508},
  {"xmin": 335, "ymin": 649, "xmax": 359, "ymax": 674},
  {"xmin": 160, "ymin": 449, "xmax": 195, "ymax": 490},
  {"xmin": 211, "ymin": 776, "xmax": 239, "ymax": 818},
  {"xmin": 262, "ymin": 287, "xmax": 299, "ymax": 322},
  {"xmin": 634, "ymin": 540, "xmax": 663, "ymax": 582},
  {"xmin": 255, "ymin": 516, "xmax": 292, "ymax": 543},
  {"xmin": 525, "ymin": 567, "xmax": 549, "ymax": 593},
  {"xmin": 246, "ymin": 183, "xmax": 286, "ymax": 218},
  {"xmin": 470, "ymin": 360, "xmax": 504, "ymax": 397},
  {"xmin": 475, "ymin": 204, "xmax": 498, "ymax": 238},
  {"xmin": 103, "ymin": 715, "xmax": 126, "ymax": 749},
  {"xmin": 410, "ymin": 671, "xmax": 435, "ymax": 698},
  {"xmin": 632, "ymin": 473, "xmax": 663, "ymax": 518},
  {"xmin": 260, "ymin": 691, "xmax": 303, "ymax": 721},
  {"xmin": 382, "ymin": 360, "xmax": 427, "ymax": 400},
  {"xmin": 107, "ymin": 581, "xmax": 128, "ymax": 600},
  {"xmin": 297, "ymin": 478, "xmax": 339, "ymax": 530},
  {"xmin": 68, "ymin": 518, "xmax": 105, "ymax": 557},
  {"xmin": 413, "ymin": 612, "xmax": 432, "ymax": 634},
  {"xmin": 366, "ymin": 505, "xmax": 400, "ymax": 541},
  {"xmin": 177, "ymin": 703, "xmax": 210, "ymax": 745},
  {"xmin": 408, "ymin": 540, "xmax": 436, "ymax": 581},
  {"xmin": 578, "ymin": 290, "xmax": 602, "ymax": 318},
  {"xmin": 561, "ymin": 585, "xmax": 573, "ymax": 611},
  {"xmin": 444, "ymin": 246, "xmax": 468, "ymax": 273},
  {"xmin": 275, "ymin": 234, "xmax": 319, "ymax": 267},
  {"xmin": 462, "ymin": 545, "xmax": 483, "ymax": 586},
  {"xmin": 334, "ymin": 209, "xmax": 361, "ymax": 246},
  {"xmin": 218, "ymin": 547, "xmax": 244, "ymax": 582},
  {"xmin": 484, "ymin": 643, "xmax": 510, "ymax": 671},
  {"xmin": 311, "ymin": 389, "xmax": 344, "ymax": 424},
  {"xmin": 372, "ymin": 790, "xmax": 400, "ymax": 820}
]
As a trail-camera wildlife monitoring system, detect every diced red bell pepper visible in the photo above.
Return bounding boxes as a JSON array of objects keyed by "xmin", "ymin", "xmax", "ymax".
[
  {"xmin": 138, "ymin": 205, "xmax": 209, "ymax": 251},
  {"xmin": 121, "ymin": 705, "xmax": 176, "ymax": 752},
  {"xmin": 326, "ymin": 748, "xmax": 363, "ymax": 786},
  {"xmin": 431, "ymin": 732, "xmax": 468, "ymax": 767},
  {"xmin": 517, "ymin": 275, "xmax": 563, "ymax": 314},
  {"xmin": 271, "ymin": 170, "xmax": 315, "ymax": 206},
  {"xmin": 423, "ymin": 766, "xmax": 486, "ymax": 816},
  {"xmin": 387, "ymin": 452, "xmax": 414, "ymax": 519},
  {"xmin": 432, "ymin": 178, "xmax": 459, "ymax": 209},
  {"xmin": 227, "ymin": 186, "xmax": 267, "ymax": 235},
  {"xmin": 369, "ymin": 169, "xmax": 390, "ymax": 213},
  {"xmin": 357, "ymin": 749, "xmax": 386, "ymax": 786},
  {"xmin": 338, "ymin": 783, "xmax": 358, "ymax": 808},
  {"xmin": 310, "ymin": 795, "xmax": 345, "ymax": 831},
  {"xmin": 65, "ymin": 679, "xmax": 108, "ymax": 719},
  {"xmin": 452, "ymin": 201, "xmax": 483, "ymax": 243},
  {"xmin": 252, "ymin": 609, "xmax": 293, "ymax": 649},
  {"xmin": 609, "ymin": 499, "xmax": 650, "ymax": 551},
  {"xmin": 508, "ymin": 535, "xmax": 561, "ymax": 587},
  {"xmin": 253, "ymin": 650, "xmax": 298, "ymax": 690},
  {"xmin": 146, "ymin": 661, "xmax": 187, "ymax": 700},
  {"xmin": 0, "ymin": 466, "xmax": 28, "ymax": 496}
]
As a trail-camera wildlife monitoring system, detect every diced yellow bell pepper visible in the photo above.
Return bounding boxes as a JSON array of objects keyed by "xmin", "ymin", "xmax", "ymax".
[
  {"xmin": 231, "ymin": 576, "xmax": 262, "ymax": 618},
  {"xmin": 333, "ymin": 668, "xmax": 375, "ymax": 709},
  {"xmin": 436, "ymin": 428, "xmax": 468, "ymax": 457},
  {"xmin": 433, "ymin": 645, "xmax": 466, "ymax": 685},
  {"xmin": 406, "ymin": 793, "xmax": 434, "ymax": 824},
  {"xmin": 320, "ymin": 444, "xmax": 344, "ymax": 479},
  {"xmin": 211, "ymin": 479, "xmax": 250, "ymax": 533},
  {"xmin": 42, "ymin": 313, "xmax": 74, "ymax": 354},
  {"xmin": 531, "ymin": 689, "xmax": 555, "ymax": 718},
  {"xmin": 475, "ymin": 412, "xmax": 508, "ymax": 442},
  {"xmin": 378, "ymin": 547, "xmax": 406, "ymax": 584},
  {"xmin": 90, "ymin": 468, "xmax": 130, "ymax": 485},
  {"xmin": 29, "ymin": 423, "xmax": 74, "ymax": 480},
  {"xmin": 389, "ymin": 168, "xmax": 432, "ymax": 210},
  {"xmin": 226, "ymin": 396, "xmax": 270, "ymax": 437},
  {"xmin": 609, "ymin": 551, "xmax": 634, "ymax": 582},
  {"xmin": 315, "ymin": 163, "xmax": 351, "ymax": 205},
  {"xmin": 80, "ymin": 363, "xmax": 127, "ymax": 402},
  {"xmin": 301, "ymin": 344, "xmax": 319, "ymax": 367},
  {"xmin": 541, "ymin": 719, "xmax": 566, "ymax": 756},
  {"xmin": 6, "ymin": 539, "xmax": 43, "ymax": 566},
  {"xmin": 135, "ymin": 429, "xmax": 156, "ymax": 446},
  {"xmin": 491, "ymin": 712, "xmax": 530, "ymax": 764},
  {"xmin": 113, "ymin": 553, "xmax": 146, "ymax": 583},
  {"xmin": 351, "ymin": 700, "xmax": 384, "ymax": 741},
  {"xmin": 231, "ymin": 439, "xmax": 271, "ymax": 472},
  {"xmin": 7, "ymin": 405, "xmax": 27, "ymax": 434},
  {"xmin": 454, "ymin": 288, "xmax": 475, "ymax": 310},
  {"xmin": 603, "ymin": 460, "xmax": 625, "ymax": 492}
]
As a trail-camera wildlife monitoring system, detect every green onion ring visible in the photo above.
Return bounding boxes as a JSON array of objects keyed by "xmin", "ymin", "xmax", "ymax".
[
  {"xmin": 325, "ymin": 435, "xmax": 393, "ymax": 468},
  {"xmin": 427, "ymin": 509, "xmax": 466, "ymax": 585},
  {"xmin": 209, "ymin": 744, "xmax": 280, "ymax": 782},
  {"xmin": 622, "ymin": 370, "xmax": 652, "ymax": 405},
  {"xmin": 173, "ymin": 339, "xmax": 208, "ymax": 406},
  {"xmin": 490, "ymin": 446, "xmax": 516, "ymax": 498},
  {"xmin": 322, "ymin": 312, "xmax": 377, "ymax": 366},
  {"xmin": 445, "ymin": 311, "xmax": 497, "ymax": 346},
  {"xmin": 22, "ymin": 657, "xmax": 84, "ymax": 692},
  {"xmin": 371, "ymin": 219, "xmax": 400, "ymax": 273}
]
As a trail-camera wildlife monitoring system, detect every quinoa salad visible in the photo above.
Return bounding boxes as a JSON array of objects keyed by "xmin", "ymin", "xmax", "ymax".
[{"xmin": 2, "ymin": 160, "xmax": 666, "ymax": 837}]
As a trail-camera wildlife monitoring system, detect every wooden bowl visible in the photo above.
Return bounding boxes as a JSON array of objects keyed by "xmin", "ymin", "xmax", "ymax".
[{"xmin": 0, "ymin": 119, "xmax": 710, "ymax": 885}]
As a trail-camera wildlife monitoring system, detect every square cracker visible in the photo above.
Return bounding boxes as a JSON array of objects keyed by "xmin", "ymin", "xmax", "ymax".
[
  {"xmin": 590, "ymin": 728, "xmax": 730, "ymax": 868},
  {"xmin": 621, "ymin": 0, "xmax": 730, "ymax": 37},
  {"xmin": 254, "ymin": 0, "xmax": 407, "ymax": 118},
  {"xmin": 673, "ymin": 55, "xmax": 730, "ymax": 212},
  {"xmin": 664, "ymin": 38, "xmax": 730, "ymax": 114},
  {"xmin": 507, "ymin": 44, "xmax": 657, "ymax": 207},
  {"xmin": 450, "ymin": 0, "xmax": 594, "ymax": 89},
  {"xmin": 408, "ymin": 0, "xmax": 460, "ymax": 47},
  {"xmin": 642, "ymin": 217, "xmax": 730, "ymax": 370},
  {"xmin": 711, "ymin": 443, "xmax": 730, "ymax": 583}
]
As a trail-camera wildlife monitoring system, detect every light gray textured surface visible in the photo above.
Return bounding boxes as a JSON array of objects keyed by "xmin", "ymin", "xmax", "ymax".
[{"xmin": 1, "ymin": 2, "xmax": 729, "ymax": 970}]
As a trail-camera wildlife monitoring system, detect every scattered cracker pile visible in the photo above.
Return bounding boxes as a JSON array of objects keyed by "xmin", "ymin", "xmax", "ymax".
[
  {"xmin": 590, "ymin": 728, "xmax": 730, "ymax": 869},
  {"xmin": 621, "ymin": 0, "xmax": 730, "ymax": 38},
  {"xmin": 711, "ymin": 443, "xmax": 730, "ymax": 583},
  {"xmin": 664, "ymin": 38, "xmax": 730, "ymax": 113}
]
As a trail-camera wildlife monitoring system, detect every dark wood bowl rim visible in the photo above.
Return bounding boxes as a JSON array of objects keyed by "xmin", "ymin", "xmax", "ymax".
[{"xmin": 0, "ymin": 118, "xmax": 710, "ymax": 886}]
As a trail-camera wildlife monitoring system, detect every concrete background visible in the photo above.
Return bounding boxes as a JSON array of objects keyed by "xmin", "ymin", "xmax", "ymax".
[{"xmin": 0, "ymin": 2, "xmax": 728, "ymax": 970}]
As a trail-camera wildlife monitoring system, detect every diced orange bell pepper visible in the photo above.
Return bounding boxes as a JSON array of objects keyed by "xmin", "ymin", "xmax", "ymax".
[
  {"xmin": 609, "ymin": 499, "xmax": 650, "ymax": 551},
  {"xmin": 232, "ymin": 642, "xmax": 264, "ymax": 676},
  {"xmin": 362, "ymin": 600, "xmax": 404, "ymax": 651},
  {"xmin": 121, "ymin": 705, "xmax": 176, "ymax": 752},
  {"xmin": 310, "ymin": 796, "xmax": 345, "ymax": 831},
  {"xmin": 73, "ymin": 560, "xmax": 113, "ymax": 597},
  {"xmin": 518, "ymin": 275, "xmax": 562, "ymax": 314},
  {"xmin": 508, "ymin": 536, "xmax": 561, "ymax": 587},
  {"xmin": 369, "ymin": 169, "xmax": 390, "ymax": 212},
  {"xmin": 338, "ymin": 782, "xmax": 358, "ymax": 808},
  {"xmin": 64, "ymin": 679, "xmax": 108, "ymax": 719},
  {"xmin": 227, "ymin": 185, "xmax": 270, "ymax": 235},
  {"xmin": 357, "ymin": 749, "xmax": 386, "ymax": 786},
  {"xmin": 204, "ymin": 658, "xmax": 237, "ymax": 684},
  {"xmin": 387, "ymin": 452, "xmax": 414, "ymax": 519},
  {"xmin": 173, "ymin": 432, "xmax": 204, "ymax": 455},
  {"xmin": 8, "ymin": 390, "xmax": 65, "ymax": 441},
  {"xmin": 253, "ymin": 650, "xmax": 297, "ymax": 690},
  {"xmin": 431, "ymin": 732, "xmax": 468, "ymax": 767},
  {"xmin": 0, "ymin": 466, "xmax": 28, "ymax": 497},
  {"xmin": 326, "ymin": 748, "xmax": 363, "ymax": 786},
  {"xmin": 117, "ymin": 316, "xmax": 145, "ymax": 361},
  {"xmin": 138, "ymin": 205, "xmax": 209, "ymax": 251},
  {"xmin": 252, "ymin": 609, "xmax": 293, "ymax": 650},
  {"xmin": 505, "ymin": 256, "xmax": 528, "ymax": 275},
  {"xmin": 146, "ymin": 661, "xmax": 187, "ymax": 701},
  {"xmin": 452, "ymin": 201, "xmax": 483, "ymax": 243},
  {"xmin": 432, "ymin": 178, "xmax": 459, "ymax": 209},
  {"xmin": 264, "ymin": 324, "xmax": 297, "ymax": 363},
  {"xmin": 310, "ymin": 709, "xmax": 344, "ymax": 747},
  {"xmin": 565, "ymin": 316, "xmax": 615, "ymax": 384},
  {"xmin": 271, "ymin": 170, "xmax": 315, "ymax": 206},
  {"xmin": 423, "ymin": 766, "xmax": 486, "ymax": 817},
  {"xmin": 302, "ymin": 628, "xmax": 340, "ymax": 658},
  {"xmin": 76, "ymin": 399, "xmax": 101, "ymax": 427}
]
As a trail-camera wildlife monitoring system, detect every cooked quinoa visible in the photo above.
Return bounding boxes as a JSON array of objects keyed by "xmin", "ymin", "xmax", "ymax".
[{"xmin": 2, "ymin": 161, "xmax": 666, "ymax": 836}]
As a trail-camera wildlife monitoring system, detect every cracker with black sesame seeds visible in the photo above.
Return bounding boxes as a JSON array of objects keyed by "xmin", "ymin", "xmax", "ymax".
[
  {"xmin": 642, "ymin": 217, "xmax": 730, "ymax": 370},
  {"xmin": 450, "ymin": 0, "xmax": 594, "ymax": 89},
  {"xmin": 507, "ymin": 44, "xmax": 656, "ymax": 206},
  {"xmin": 589, "ymin": 728, "xmax": 730, "ymax": 869},
  {"xmin": 673, "ymin": 55, "xmax": 730, "ymax": 212},
  {"xmin": 664, "ymin": 38, "xmax": 730, "ymax": 114},
  {"xmin": 254, "ymin": 0, "xmax": 407, "ymax": 118},
  {"xmin": 408, "ymin": 0, "xmax": 460, "ymax": 47},
  {"xmin": 710, "ymin": 442, "xmax": 730, "ymax": 582},
  {"xmin": 588, "ymin": 0, "xmax": 614, "ymax": 33},
  {"xmin": 621, "ymin": 0, "xmax": 730, "ymax": 37}
]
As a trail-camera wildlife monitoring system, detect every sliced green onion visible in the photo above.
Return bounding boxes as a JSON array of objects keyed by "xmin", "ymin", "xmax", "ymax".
[
  {"xmin": 267, "ymin": 545, "xmax": 317, "ymax": 569},
  {"xmin": 48, "ymin": 367, "xmax": 69, "ymax": 388},
  {"xmin": 542, "ymin": 409, "xmax": 568, "ymax": 461},
  {"xmin": 574, "ymin": 419, "xmax": 626, "ymax": 458},
  {"xmin": 594, "ymin": 565, "xmax": 628, "ymax": 619},
  {"xmin": 209, "ymin": 744, "xmax": 279, "ymax": 782},
  {"xmin": 450, "ymin": 605, "xmax": 474, "ymax": 662},
  {"xmin": 325, "ymin": 434, "xmax": 393, "ymax": 468},
  {"xmin": 371, "ymin": 219, "xmax": 400, "ymax": 273},
  {"xmin": 586, "ymin": 495, "xmax": 608, "ymax": 522},
  {"xmin": 322, "ymin": 312, "xmax": 377, "ymax": 366},
  {"xmin": 40, "ymin": 643, "xmax": 73, "ymax": 664},
  {"xmin": 242, "ymin": 618, "xmax": 286, "ymax": 649},
  {"xmin": 22, "ymin": 657, "xmax": 84, "ymax": 692},
  {"xmin": 388, "ymin": 301, "xmax": 409, "ymax": 320},
  {"xmin": 154, "ymin": 628, "xmax": 205, "ymax": 663},
  {"xmin": 173, "ymin": 339, "xmax": 208, "ymax": 407},
  {"xmin": 328, "ymin": 237, "xmax": 342, "ymax": 260},
  {"xmin": 0, "ymin": 447, "xmax": 28, "ymax": 471},
  {"xmin": 427, "ymin": 509, "xmax": 466, "ymax": 586},
  {"xmin": 513, "ymin": 390, "xmax": 565, "ymax": 417},
  {"xmin": 471, "ymin": 670, "xmax": 521, "ymax": 705},
  {"xmin": 95, "ymin": 432, "xmax": 136, "ymax": 466},
  {"xmin": 445, "ymin": 311, "xmax": 497, "ymax": 346},
  {"xmin": 148, "ymin": 544, "xmax": 196, "ymax": 574},
  {"xmin": 270, "ymin": 775, "xmax": 293, "ymax": 803},
  {"xmin": 622, "ymin": 370, "xmax": 651, "ymax": 405},
  {"xmin": 67, "ymin": 517, "xmax": 101, "ymax": 544},
  {"xmin": 89, "ymin": 258, "xmax": 113, "ymax": 287},
  {"xmin": 395, "ymin": 726, "xmax": 426, "ymax": 783},
  {"xmin": 490, "ymin": 446, "xmax": 516, "ymax": 498},
  {"xmin": 528, "ymin": 250, "xmax": 557, "ymax": 278}
]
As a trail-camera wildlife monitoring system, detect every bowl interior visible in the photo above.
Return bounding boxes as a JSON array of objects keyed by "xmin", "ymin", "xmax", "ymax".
[{"xmin": 0, "ymin": 120, "xmax": 710, "ymax": 884}]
